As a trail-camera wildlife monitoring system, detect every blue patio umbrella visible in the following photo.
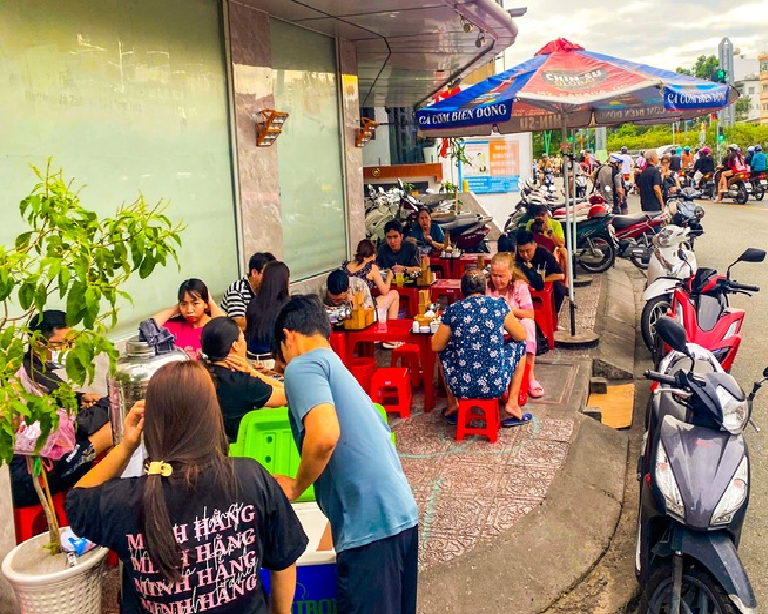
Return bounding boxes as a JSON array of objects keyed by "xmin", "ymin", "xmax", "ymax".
[{"xmin": 417, "ymin": 39, "xmax": 737, "ymax": 337}]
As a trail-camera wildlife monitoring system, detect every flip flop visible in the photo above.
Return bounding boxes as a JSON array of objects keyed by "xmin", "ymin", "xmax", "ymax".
[
  {"xmin": 528, "ymin": 379, "xmax": 545, "ymax": 399},
  {"xmin": 501, "ymin": 413, "xmax": 533, "ymax": 428},
  {"xmin": 441, "ymin": 407, "xmax": 458, "ymax": 426}
]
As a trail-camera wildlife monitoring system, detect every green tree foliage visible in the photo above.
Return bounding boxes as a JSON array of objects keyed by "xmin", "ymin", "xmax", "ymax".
[
  {"xmin": 677, "ymin": 55, "xmax": 720, "ymax": 82},
  {"xmin": 0, "ymin": 161, "xmax": 184, "ymax": 551},
  {"xmin": 735, "ymin": 96, "xmax": 752, "ymax": 121}
]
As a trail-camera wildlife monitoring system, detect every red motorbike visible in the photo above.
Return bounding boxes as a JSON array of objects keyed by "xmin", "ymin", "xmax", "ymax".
[
  {"xmin": 653, "ymin": 248, "xmax": 766, "ymax": 371},
  {"xmin": 612, "ymin": 211, "xmax": 669, "ymax": 270}
]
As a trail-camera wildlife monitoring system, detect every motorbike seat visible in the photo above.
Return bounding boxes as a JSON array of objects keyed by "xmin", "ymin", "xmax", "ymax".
[{"xmin": 611, "ymin": 213, "xmax": 647, "ymax": 230}]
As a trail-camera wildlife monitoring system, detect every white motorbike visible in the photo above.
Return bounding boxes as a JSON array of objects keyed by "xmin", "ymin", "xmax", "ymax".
[
  {"xmin": 365, "ymin": 185, "xmax": 400, "ymax": 244},
  {"xmin": 640, "ymin": 225, "xmax": 697, "ymax": 352}
]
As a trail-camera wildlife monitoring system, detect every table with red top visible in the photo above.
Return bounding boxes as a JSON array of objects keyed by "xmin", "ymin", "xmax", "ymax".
[
  {"xmin": 329, "ymin": 331, "xmax": 348, "ymax": 364},
  {"xmin": 429, "ymin": 255, "xmax": 453, "ymax": 279},
  {"xmin": 372, "ymin": 284, "xmax": 422, "ymax": 318},
  {"xmin": 454, "ymin": 253, "xmax": 489, "ymax": 279},
  {"xmin": 343, "ymin": 319, "xmax": 437, "ymax": 412},
  {"xmin": 430, "ymin": 278, "xmax": 462, "ymax": 306}
]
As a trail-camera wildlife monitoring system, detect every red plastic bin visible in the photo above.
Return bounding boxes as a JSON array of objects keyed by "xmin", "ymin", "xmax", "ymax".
[{"xmin": 348, "ymin": 357, "xmax": 377, "ymax": 394}]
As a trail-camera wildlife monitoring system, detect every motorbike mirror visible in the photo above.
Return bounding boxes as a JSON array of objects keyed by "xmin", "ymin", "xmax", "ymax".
[
  {"xmin": 655, "ymin": 316, "xmax": 690, "ymax": 356},
  {"xmin": 738, "ymin": 248, "xmax": 766, "ymax": 264}
]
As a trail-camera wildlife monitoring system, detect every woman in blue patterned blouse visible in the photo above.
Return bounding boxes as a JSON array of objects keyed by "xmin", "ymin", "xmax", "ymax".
[{"xmin": 432, "ymin": 271, "xmax": 528, "ymax": 428}]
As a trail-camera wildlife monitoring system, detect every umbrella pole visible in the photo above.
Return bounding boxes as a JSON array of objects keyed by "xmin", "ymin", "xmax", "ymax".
[{"xmin": 561, "ymin": 115, "xmax": 576, "ymax": 337}]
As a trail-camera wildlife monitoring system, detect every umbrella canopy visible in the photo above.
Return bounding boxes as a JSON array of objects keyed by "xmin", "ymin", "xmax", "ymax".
[{"xmin": 416, "ymin": 38, "xmax": 738, "ymax": 137}]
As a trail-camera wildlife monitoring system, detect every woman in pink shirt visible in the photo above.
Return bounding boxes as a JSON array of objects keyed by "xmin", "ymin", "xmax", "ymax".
[
  {"xmin": 153, "ymin": 279, "xmax": 225, "ymax": 360},
  {"xmin": 487, "ymin": 253, "xmax": 545, "ymax": 405}
]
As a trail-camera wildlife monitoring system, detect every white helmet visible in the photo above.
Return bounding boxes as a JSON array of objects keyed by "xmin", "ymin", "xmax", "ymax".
[{"xmin": 748, "ymin": 145, "xmax": 756, "ymax": 152}]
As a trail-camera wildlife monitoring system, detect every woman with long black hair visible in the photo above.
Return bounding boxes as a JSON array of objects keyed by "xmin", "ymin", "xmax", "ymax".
[
  {"xmin": 245, "ymin": 261, "xmax": 290, "ymax": 362},
  {"xmin": 65, "ymin": 361, "xmax": 307, "ymax": 614}
]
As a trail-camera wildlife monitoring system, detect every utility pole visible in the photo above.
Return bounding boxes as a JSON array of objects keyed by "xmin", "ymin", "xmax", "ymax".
[{"xmin": 718, "ymin": 37, "xmax": 735, "ymax": 128}]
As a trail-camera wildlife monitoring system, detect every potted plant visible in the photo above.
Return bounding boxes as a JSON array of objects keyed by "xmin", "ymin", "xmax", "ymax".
[{"xmin": 0, "ymin": 161, "xmax": 184, "ymax": 614}]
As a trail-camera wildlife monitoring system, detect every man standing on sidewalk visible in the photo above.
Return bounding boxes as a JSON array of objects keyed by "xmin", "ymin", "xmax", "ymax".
[
  {"xmin": 637, "ymin": 150, "xmax": 664, "ymax": 212},
  {"xmin": 274, "ymin": 295, "xmax": 419, "ymax": 614}
]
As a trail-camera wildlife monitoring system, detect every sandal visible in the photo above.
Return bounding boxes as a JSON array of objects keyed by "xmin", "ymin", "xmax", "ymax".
[
  {"xmin": 441, "ymin": 407, "xmax": 458, "ymax": 426},
  {"xmin": 528, "ymin": 379, "xmax": 545, "ymax": 399},
  {"xmin": 501, "ymin": 413, "xmax": 533, "ymax": 428}
]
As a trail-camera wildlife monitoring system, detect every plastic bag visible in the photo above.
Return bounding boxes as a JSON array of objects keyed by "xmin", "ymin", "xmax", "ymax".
[{"xmin": 13, "ymin": 367, "xmax": 77, "ymax": 461}]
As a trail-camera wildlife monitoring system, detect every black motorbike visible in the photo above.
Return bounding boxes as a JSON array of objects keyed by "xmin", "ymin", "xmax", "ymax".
[{"xmin": 636, "ymin": 316, "xmax": 761, "ymax": 614}]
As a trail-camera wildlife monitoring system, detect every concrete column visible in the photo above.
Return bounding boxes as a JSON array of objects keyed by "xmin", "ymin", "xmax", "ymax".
[
  {"xmin": 338, "ymin": 39, "xmax": 365, "ymax": 253},
  {"xmin": 227, "ymin": 3, "xmax": 284, "ymax": 262}
]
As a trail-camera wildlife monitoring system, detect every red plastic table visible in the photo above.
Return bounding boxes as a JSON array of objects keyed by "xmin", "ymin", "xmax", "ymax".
[
  {"xmin": 429, "ymin": 256, "xmax": 453, "ymax": 279},
  {"xmin": 430, "ymin": 279, "xmax": 462, "ymax": 306},
  {"xmin": 373, "ymin": 284, "xmax": 422, "ymax": 317},
  {"xmin": 329, "ymin": 331, "xmax": 348, "ymax": 364},
  {"xmin": 529, "ymin": 283, "xmax": 557, "ymax": 350},
  {"xmin": 344, "ymin": 320, "xmax": 437, "ymax": 412},
  {"xmin": 454, "ymin": 253, "xmax": 487, "ymax": 279}
]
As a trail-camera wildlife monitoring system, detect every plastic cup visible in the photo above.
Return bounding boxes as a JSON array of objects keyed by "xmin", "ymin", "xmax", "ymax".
[
  {"xmin": 377, "ymin": 307, "xmax": 387, "ymax": 323},
  {"xmin": 412, "ymin": 321, "xmax": 420, "ymax": 333},
  {"xmin": 395, "ymin": 272, "xmax": 405, "ymax": 287}
]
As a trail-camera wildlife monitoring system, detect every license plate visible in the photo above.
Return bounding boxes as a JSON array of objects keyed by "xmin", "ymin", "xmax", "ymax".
[{"xmin": 761, "ymin": 180, "xmax": 767, "ymax": 185}]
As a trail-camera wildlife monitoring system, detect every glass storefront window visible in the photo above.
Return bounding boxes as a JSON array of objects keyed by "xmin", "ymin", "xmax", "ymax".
[{"xmin": 271, "ymin": 19, "xmax": 347, "ymax": 280}]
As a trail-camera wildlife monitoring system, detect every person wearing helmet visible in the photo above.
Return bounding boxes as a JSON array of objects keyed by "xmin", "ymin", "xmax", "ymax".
[
  {"xmin": 594, "ymin": 154, "xmax": 625, "ymax": 214},
  {"xmin": 617, "ymin": 148, "xmax": 634, "ymax": 208},
  {"xmin": 717, "ymin": 144, "xmax": 746, "ymax": 200},
  {"xmin": 538, "ymin": 153, "xmax": 552, "ymax": 185},
  {"xmin": 669, "ymin": 146, "xmax": 683, "ymax": 173},
  {"xmin": 693, "ymin": 146, "xmax": 715, "ymax": 183},
  {"xmin": 745, "ymin": 145, "xmax": 756, "ymax": 169},
  {"xmin": 681, "ymin": 146, "xmax": 694, "ymax": 171},
  {"xmin": 752, "ymin": 144, "xmax": 766, "ymax": 172}
]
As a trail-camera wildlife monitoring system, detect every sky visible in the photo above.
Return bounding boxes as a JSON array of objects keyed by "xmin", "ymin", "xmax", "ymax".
[{"xmin": 503, "ymin": 0, "xmax": 768, "ymax": 72}]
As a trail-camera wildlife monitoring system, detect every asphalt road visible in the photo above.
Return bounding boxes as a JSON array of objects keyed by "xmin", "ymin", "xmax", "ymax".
[{"xmin": 628, "ymin": 193, "xmax": 768, "ymax": 605}]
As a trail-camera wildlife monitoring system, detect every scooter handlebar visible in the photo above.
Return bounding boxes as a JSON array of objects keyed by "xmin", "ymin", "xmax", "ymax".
[
  {"xmin": 643, "ymin": 370, "xmax": 678, "ymax": 386},
  {"xmin": 730, "ymin": 282, "xmax": 760, "ymax": 293}
]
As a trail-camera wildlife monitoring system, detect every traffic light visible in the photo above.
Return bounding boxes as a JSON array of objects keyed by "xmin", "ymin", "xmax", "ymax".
[
  {"xmin": 717, "ymin": 124, "xmax": 724, "ymax": 142},
  {"xmin": 716, "ymin": 68, "xmax": 727, "ymax": 83}
]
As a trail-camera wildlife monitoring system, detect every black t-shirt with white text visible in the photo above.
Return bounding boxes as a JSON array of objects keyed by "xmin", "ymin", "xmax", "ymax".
[{"xmin": 65, "ymin": 458, "xmax": 308, "ymax": 614}]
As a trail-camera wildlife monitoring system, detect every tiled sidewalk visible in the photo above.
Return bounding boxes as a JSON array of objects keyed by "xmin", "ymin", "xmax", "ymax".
[{"xmin": 98, "ymin": 273, "xmax": 602, "ymax": 611}]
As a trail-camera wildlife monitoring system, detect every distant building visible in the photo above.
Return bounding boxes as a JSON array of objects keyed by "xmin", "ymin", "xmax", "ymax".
[
  {"xmin": 735, "ymin": 74, "xmax": 761, "ymax": 123},
  {"xmin": 759, "ymin": 54, "xmax": 768, "ymax": 125}
]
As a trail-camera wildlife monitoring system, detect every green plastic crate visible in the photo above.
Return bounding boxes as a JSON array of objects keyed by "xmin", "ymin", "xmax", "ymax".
[{"xmin": 228, "ymin": 404, "xmax": 396, "ymax": 503}]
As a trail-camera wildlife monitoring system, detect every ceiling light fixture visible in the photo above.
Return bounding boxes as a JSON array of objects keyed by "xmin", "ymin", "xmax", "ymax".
[
  {"xmin": 475, "ymin": 30, "xmax": 486, "ymax": 48},
  {"xmin": 460, "ymin": 15, "xmax": 473, "ymax": 33},
  {"xmin": 254, "ymin": 109, "xmax": 289, "ymax": 147},
  {"xmin": 355, "ymin": 117, "xmax": 379, "ymax": 148}
]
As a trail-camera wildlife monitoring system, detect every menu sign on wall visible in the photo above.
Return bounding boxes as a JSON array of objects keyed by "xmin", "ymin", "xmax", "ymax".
[{"xmin": 459, "ymin": 140, "xmax": 520, "ymax": 193}]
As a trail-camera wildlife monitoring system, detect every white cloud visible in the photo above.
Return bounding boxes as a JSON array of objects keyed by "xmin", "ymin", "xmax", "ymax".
[{"xmin": 503, "ymin": 0, "xmax": 768, "ymax": 71}]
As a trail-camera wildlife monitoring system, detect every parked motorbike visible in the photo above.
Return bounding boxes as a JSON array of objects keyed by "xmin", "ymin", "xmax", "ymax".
[
  {"xmin": 636, "ymin": 315, "xmax": 761, "ymax": 614},
  {"xmin": 614, "ymin": 211, "xmax": 668, "ymax": 270},
  {"xmin": 640, "ymin": 226, "xmax": 697, "ymax": 352},
  {"xmin": 653, "ymin": 248, "xmax": 766, "ymax": 371},
  {"xmin": 574, "ymin": 212, "xmax": 617, "ymax": 273},
  {"xmin": 668, "ymin": 187, "xmax": 705, "ymax": 248}
]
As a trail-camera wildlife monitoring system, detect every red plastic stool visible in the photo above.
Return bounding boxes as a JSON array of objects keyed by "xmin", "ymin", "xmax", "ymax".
[
  {"xmin": 370, "ymin": 368, "xmax": 412, "ymax": 418},
  {"xmin": 456, "ymin": 398, "xmax": 500, "ymax": 443},
  {"xmin": 531, "ymin": 284, "xmax": 556, "ymax": 351},
  {"xmin": 349, "ymin": 357, "xmax": 377, "ymax": 394},
  {"xmin": 391, "ymin": 343, "xmax": 421, "ymax": 387},
  {"xmin": 14, "ymin": 491, "xmax": 68, "ymax": 545}
]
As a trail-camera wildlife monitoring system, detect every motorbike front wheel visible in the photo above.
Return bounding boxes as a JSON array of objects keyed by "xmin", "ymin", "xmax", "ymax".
[
  {"xmin": 578, "ymin": 236, "xmax": 616, "ymax": 273},
  {"xmin": 641, "ymin": 295, "xmax": 671, "ymax": 352},
  {"xmin": 641, "ymin": 562, "xmax": 737, "ymax": 614}
]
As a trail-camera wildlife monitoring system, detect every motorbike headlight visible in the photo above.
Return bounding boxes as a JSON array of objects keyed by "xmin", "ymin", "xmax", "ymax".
[
  {"xmin": 716, "ymin": 385, "xmax": 748, "ymax": 434},
  {"xmin": 725, "ymin": 321, "xmax": 740, "ymax": 340},
  {"xmin": 655, "ymin": 443, "xmax": 685, "ymax": 520},
  {"xmin": 711, "ymin": 457, "xmax": 749, "ymax": 526}
]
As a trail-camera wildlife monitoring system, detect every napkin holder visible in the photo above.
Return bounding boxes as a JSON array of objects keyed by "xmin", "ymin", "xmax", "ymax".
[{"xmin": 343, "ymin": 291, "xmax": 374, "ymax": 330}]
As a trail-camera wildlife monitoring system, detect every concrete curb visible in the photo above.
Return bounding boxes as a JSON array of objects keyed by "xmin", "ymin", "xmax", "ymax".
[
  {"xmin": 417, "ymin": 415, "xmax": 628, "ymax": 614},
  {"xmin": 592, "ymin": 261, "xmax": 638, "ymax": 381}
]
